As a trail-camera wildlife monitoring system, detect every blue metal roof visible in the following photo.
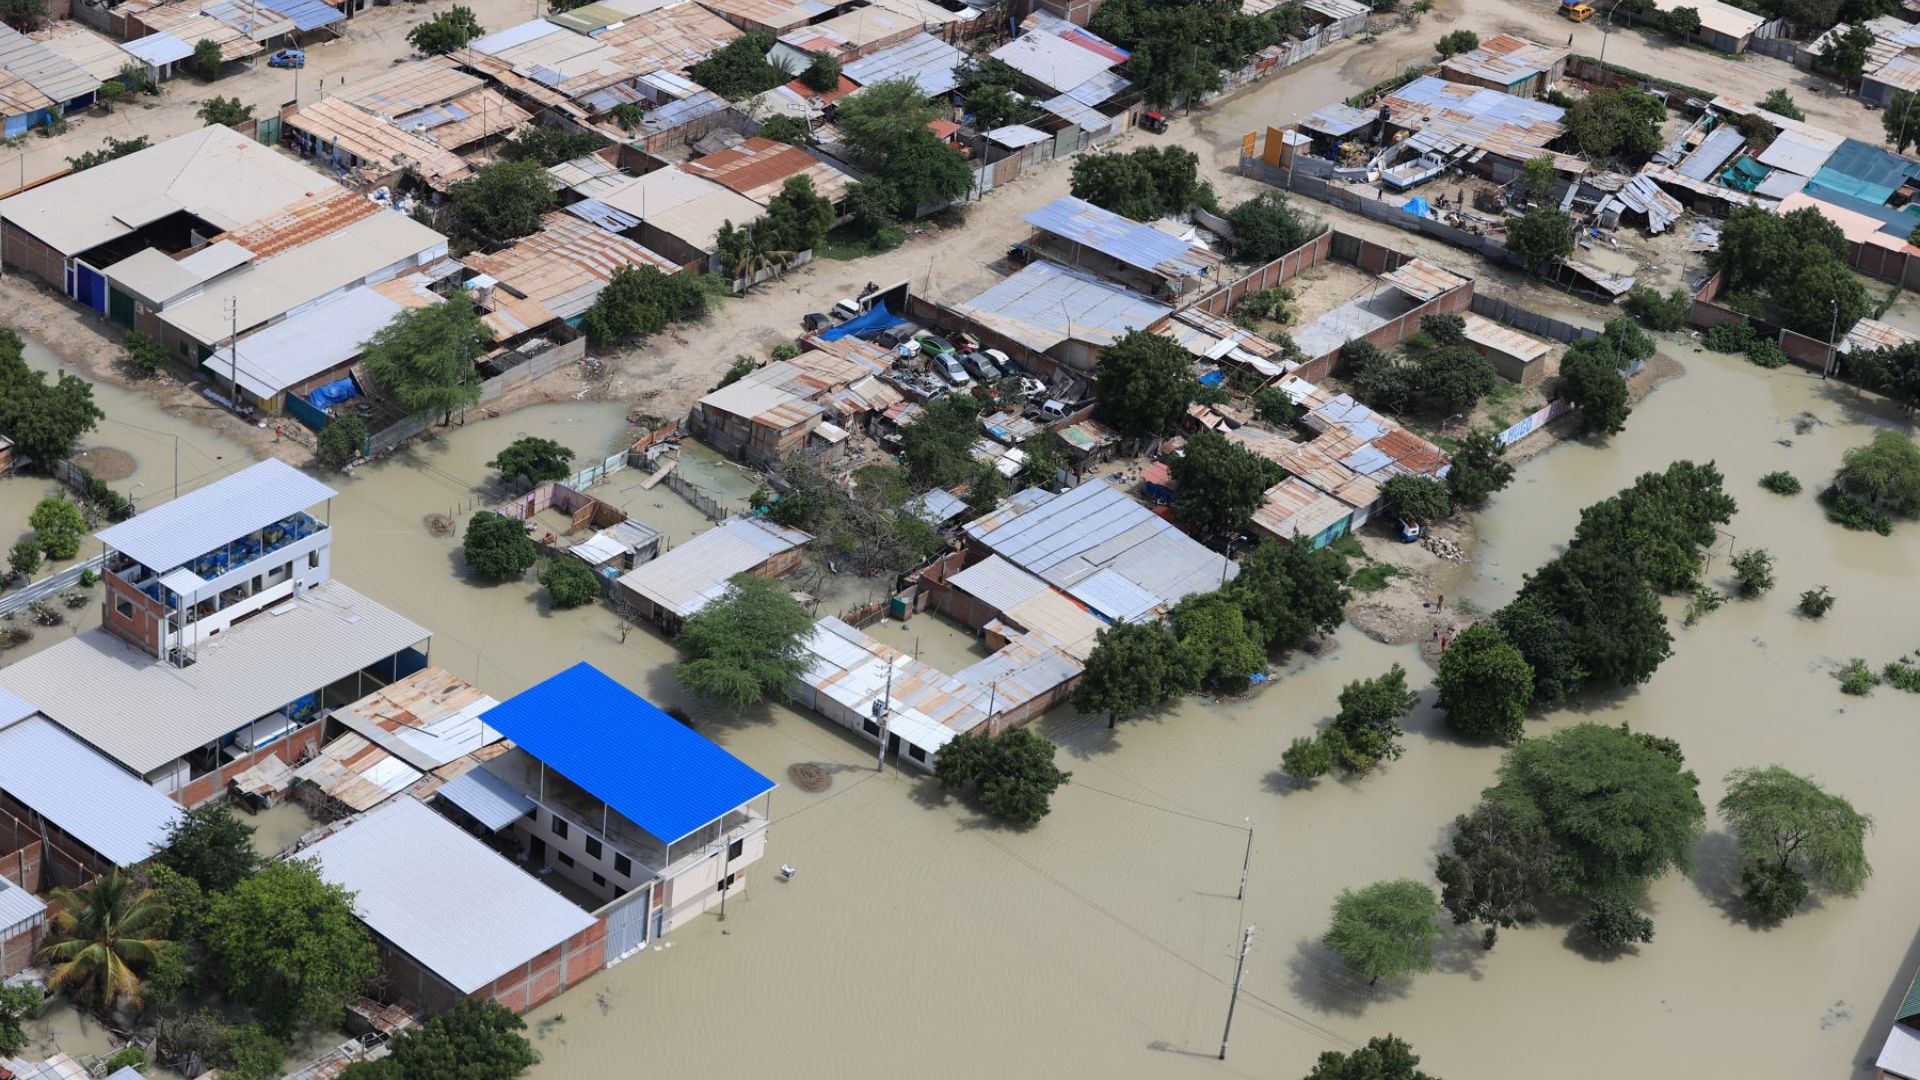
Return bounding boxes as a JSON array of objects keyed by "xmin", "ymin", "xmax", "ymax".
[
  {"xmin": 479, "ymin": 663, "xmax": 775, "ymax": 844},
  {"xmin": 259, "ymin": 0, "xmax": 344, "ymax": 31},
  {"xmin": 1023, "ymin": 195, "xmax": 1220, "ymax": 282}
]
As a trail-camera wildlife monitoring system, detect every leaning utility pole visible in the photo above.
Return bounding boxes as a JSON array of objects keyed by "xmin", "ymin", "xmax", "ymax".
[
  {"xmin": 1218, "ymin": 925, "xmax": 1256, "ymax": 1061},
  {"xmin": 1237, "ymin": 818, "xmax": 1253, "ymax": 901}
]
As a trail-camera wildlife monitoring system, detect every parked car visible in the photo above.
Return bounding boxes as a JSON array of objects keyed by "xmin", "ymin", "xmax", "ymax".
[
  {"xmin": 801, "ymin": 312, "xmax": 832, "ymax": 332},
  {"xmin": 935, "ymin": 353, "xmax": 972, "ymax": 387},
  {"xmin": 967, "ymin": 351, "xmax": 1002, "ymax": 380},
  {"xmin": 268, "ymin": 48, "xmax": 305, "ymax": 68},
  {"xmin": 916, "ymin": 333, "xmax": 957, "ymax": 357},
  {"xmin": 831, "ymin": 298, "xmax": 862, "ymax": 321},
  {"xmin": 876, "ymin": 321, "xmax": 921, "ymax": 348},
  {"xmin": 1039, "ymin": 399, "xmax": 1069, "ymax": 420},
  {"xmin": 1016, "ymin": 376, "xmax": 1047, "ymax": 399},
  {"xmin": 894, "ymin": 337, "xmax": 922, "ymax": 359},
  {"xmin": 982, "ymin": 348, "xmax": 1013, "ymax": 372},
  {"xmin": 1142, "ymin": 110, "xmax": 1168, "ymax": 134}
]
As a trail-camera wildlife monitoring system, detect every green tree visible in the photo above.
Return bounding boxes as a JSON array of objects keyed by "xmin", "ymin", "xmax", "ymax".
[
  {"xmin": 1729, "ymin": 547, "xmax": 1773, "ymax": 596},
  {"xmin": 1071, "ymin": 620, "xmax": 1195, "ymax": 727},
  {"xmin": 489, "ymin": 437, "xmax": 575, "ymax": 487},
  {"xmin": 799, "ymin": 51, "xmax": 840, "ymax": 92},
  {"xmin": 581, "ymin": 264, "xmax": 707, "ymax": 346},
  {"xmin": 1323, "ymin": 665, "xmax": 1419, "ymax": 774},
  {"xmin": 872, "ymin": 128, "xmax": 970, "ymax": 216},
  {"xmin": 315, "ymin": 414, "xmax": 367, "ymax": 471},
  {"xmin": 762, "ymin": 174, "xmax": 835, "ymax": 253},
  {"xmin": 1435, "ymin": 800, "xmax": 1558, "ymax": 949},
  {"xmin": 448, "ymin": 159, "xmax": 554, "ymax": 246},
  {"xmin": 1491, "ymin": 594, "xmax": 1586, "ymax": 708},
  {"xmin": 1854, "ymin": 341, "xmax": 1920, "ymax": 415},
  {"xmin": 383, "ymin": 999, "xmax": 538, "ymax": 1080},
  {"xmin": 966, "ymin": 81, "xmax": 1030, "ymax": 132},
  {"xmin": 676, "ymin": 574, "xmax": 813, "ymax": 709},
  {"xmin": 1514, "ymin": 544, "xmax": 1671, "ymax": 686},
  {"xmin": 1760, "ymin": 88, "xmax": 1805, "ymax": 122},
  {"xmin": 1780, "ymin": 259, "xmax": 1869, "ymax": 339},
  {"xmin": 193, "ymin": 37, "xmax": 221, "ymax": 80},
  {"xmin": 8, "ymin": 539, "xmax": 42, "ymax": 580},
  {"xmin": 1506, "ymin": 206, "xmax": 1574, "ymax": 270},
  {"xmin": 1885, "ymin": 91, "xmax": 1920, "ymax": 154},
  {"xmin": 901, "ymin": 393, "xmax": 986, "ymax": 488},
  {"xmin": 1557, "ymin": 339, "xmax": 1631, "ymax": 437},
  {"xmin": 1569, "ymin": 459, "xmax": 1736, "ymax": 593},
  {"xmin": 540, "ymin": 557, "xmax": 600, "ymax": 609},
  {"xmin": 499, "ymin": 126, "xmax": 608, "ymax": 168},
  {"xmin": 1281, "ymin": 734, "xmax": 1336, "ymax": 780},
  {"xmin": 1718, "ymin": 765, "xmax": 1872, "ymax": 921},
  {"xmin": 1324, "ymin": 879, "xmax": 1444, "ymax": 985},
  {"xmin": 1835, "ymin": 430, "xmax": 1920, "ymax": 517},
  {"xmin": 1226, "ymin": 191, "xmax": 1321, "ymax": 263},
  {"xmin": 219, "ymin": 1024, "xmax": 285, "ymax": 1080},
  {"xmin": 407, "ymin": 4, "xmax": 484, "ymax": 54},
  {"xmin": 197, "ymin": 95, "xmax": 253, "ymax": 127},
  {"xmin": 1661, "ymin": 5, "xmax": 1701, "ymax": 37},
  {"xmin": 147, "ymin": 863, "xmax": 208, "ymax": 946},
  {"xmin": 0, "ymin": 0, "xmax": 47, "ymax": 31},
  {"xmin": 462, "ymin": 511, "xmax": 538, "ymax": 581},
  {"xmin": 1714, "ymin": 204, "xmax": 1846, "ymax": 293},
  {"xmin": 360, "ymin": 300, "xmax": 488, "ymax": 424},
  {"xmin": 1069, "ymin": 146, "xmax": 1209, "ymax": 221},
  {"xmin": 836, "ymin": 77, "xmax": 940, "ymax": 158},
  {"xmin": 756, "ymin": 113, "xmax": 812, "ymax": 145},
  {"xmin": 155, "ymin": 804, "xmax": 259, "ymax": 893},
  {"xmin": 1303, "ymin": 1035, "xmax": 1438, "ymax": 1080},
  {"xmin": 1518, "ymin": 156, "xmax": 1555, "ymax": 203},
  {"xmin": 338, "ymin": 1061, "xmax": 406, "ymax": 1080},
  {"xmin": 37, "ymin": 870, "xmax": 170, "ymax": 1014},
  {"xmin": 1623, "ymin": 285, "xmax": 1690, "ymax": 331},
  {"xmin": 1229, "ymin": 538, "xmax": 1350, "ymax": 651},
  {"xmin": 1170, "ymin": 591, "xmax": 1266, "ymax": 692},
  {"xmin": 124, "ymin": 329, "xmax": 169, "ymax": 377},
  {"xmin": 205, "ymin": 860, "xmax": 377, "ymax": 1036},
  {"xmin": 0, "ymin": 984, "xmax": 41, "ymax": 1056},
  {"xmin": 0, "ymin": 329, "xmax": 104, "ymax": 468},
  {"xmin": 1170, "ymin": 430, "xmax": 1282, "ymax": 541},
  {"xmin": 1564, "ymin": 86, "xmax": 1666, "ymax": 162},
  {"xmin": 933, "ymin": 728, "xmax": 1073, "ymax": 825},
  {"xmin": 1095, "ymin": 330, "xmax": 1195, "ymax": 438},
  {"xmin": 1447, "ymin": 429, "xmax": 1514, "ymax": 508},
  {"xmin": 28, "ymin": 496, "xmax": 84, "ymax": 560},
  {"xmin": 1435, "ymin": 623, "xmax": 1533, "ymax": 743},
  {"xmin": 66, "ymin": 135, "xmax": 150, "ymax": 173},
  {"xmin": 117, "ymin": 60, "xmax": 148, "ymax": 94},
  {"xmin": 1434, "ymin": 29, "xmax": 1479, "ymax": 55},
  {"xmin": 688, "ymin": 34, "xmax": 784, "ymax": 100},
  {"xmin": 1486, "ymin": 723, "xmax": 1704, "ymax": 900},
  {"xmin": 1380, "ymin": 475, "xmax": 1451, "ymax": 525},
  {"xmin": 1821, "ymin": 22, "xmax": 1876, "ymax": 81},
  {"xmin": 1580, "ymin": 895, "xmax": 1654, "ymax": 951},
  {"xmin": 97, "ymin": 79, "xmax": 125, "ymax": 113}
]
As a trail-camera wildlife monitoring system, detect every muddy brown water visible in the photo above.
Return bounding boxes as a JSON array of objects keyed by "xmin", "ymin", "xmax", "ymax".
[{"xmin": 5, "ymin": 336, "xmax": 1917, "ymax": 1079}]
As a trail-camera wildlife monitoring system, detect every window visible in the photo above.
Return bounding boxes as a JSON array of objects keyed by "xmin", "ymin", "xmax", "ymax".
[
  {"xmin": 308, "ymin": 550, "xmax": 319, "ymax": 570},
  {"xmin": 550, "ymin": 817, "xmax": 569, "ymax": 839},
  {"xmin": 557, "ymin": 852, "xmax": 574, "ymax": 867},
  {"xmin": 614, "ymin": 853, "xmax": 631, "ymax": 877},
  {"xmin": 592, "ymin": 872, "xmax": 606, "ymax": 887},
  {"xmin": 614, "ymin": 886, "xmax": 626, "ymax": 899},
  {"xmin": 585, "ymin": 837, "xmax": 602, "ymax": 859},
  {"xmin": 908, "ymin": 744, "xmax": 927, "ymax": 762},
  {"xmin": 115, "ymin": 596, "xmax": 134, "ymax": 619},
  {"xmin": 251, "ymin": 574, "xmax": 262, "ymax": 593},
  {"xmin": 728, "ymin": 838, "xmax": 744, "ymax": 860},
  {"xmin": 862, "ymin": 718, "xmax": 880, "ymax": 736}
]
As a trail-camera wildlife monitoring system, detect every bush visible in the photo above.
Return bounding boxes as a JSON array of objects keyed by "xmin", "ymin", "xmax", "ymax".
[
  {"xmin": 461, "ymin": 511, "xmax": 538, "ymax": 581},
  {"xmin": 315, "ymin": 414, "xmax": 367, "ymax": 471},
  {"xmin": 1745, "ymin": 340, "xmax": 1789, "ymax": 368},
  {"xmin": 103, "ymin": 1049, "xmax": 146, "ymax": 1073},
  {"xmin": 769, "ymin": 343, "xmax": 798, "ymax": 361},
  {"xmin": 124, "ymin": 330, "xmax": 169, "ymax": 377},
  {"xmin": 1434, "ymin": 29, "xmax": 1479, "ymax": 56},
  {"xmin": 540, "ymin": 557, "xmax": 600, "ymax": 609},
  {"xmin": 1758, "ymin": 471, "xmax": 1801, "ymax": 495},
  {"xmin": 1580, "ymin": 896, "xmax": 1653, "ymax": 952},
  {"xmin": 218, "ymin": 1025, "xmax": 284, "ymax": 1080},
  {"xmin": 8, "ymin": 540, "xmax": 41, "ymax": 581},
  {"xmin": 28, "ymin": 497, "xmax": 84, "ymax": 560},
  {"xmin": 1819, "ymin": 485, "xmax": 1893, "ymax": 535},
  {"xmin": 1884, "ymin": 659, "xmax": 1920, "ymax": 692},
  {"xmin": 1703, "ymin": 323, "xmax": 1755, "ymax": 353},
  {"xmin": 1837, "ymin": 658, "xmax": 1881, "ymax": 696},
  {"xmin": 1624, "ymin": 287, "xmax": 1689, "ymax": 331},
  {"xmin": 1730, "ymin": 548, "xmax": 1773, "ymax": 596},
  {"xmin": 1798, "ymin": 585, "xmax": 1834, "ymax": 618}
]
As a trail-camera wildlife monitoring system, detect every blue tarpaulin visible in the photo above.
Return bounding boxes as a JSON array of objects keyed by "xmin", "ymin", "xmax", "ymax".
[
  {"xmin": 819, "ymin": 303, "xmax": 903, "ymax": 341},
  {"xmin": 1403, "ymin": 196, "xmax": 1432, "ymax": 218},
  {"xmin": 307, "ymin": 376, "xmax": 359, "ymax": 409},
  {"xmin": 1198, "ymin": 369, "xmax": 1226, "ymax": 387}
]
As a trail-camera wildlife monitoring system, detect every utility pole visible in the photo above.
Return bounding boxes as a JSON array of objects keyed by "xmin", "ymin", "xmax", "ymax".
[
  {"xmin": 1237, "ymin": 818, "xmax": 1253, "ymax": 901},
  {"xmin": 873, "ymin": 658, "xmax": 894, "ymax": 773},
  {"xmin": 225, "ymin": 295, "xmax": 240, "ymax": 411},
  {"xmin": 1218, "ymin": 925, "xmax": 1256, "ymax": 1061}
]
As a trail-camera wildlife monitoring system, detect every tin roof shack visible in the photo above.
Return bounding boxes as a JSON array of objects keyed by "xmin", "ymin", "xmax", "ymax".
[
  {"xmin": 0, "ymin": 462, "xmax": 433, "ymax": 807},
  {"xmin": 301, "ymin": 795, "xmax": 601, "ymax": 1015},
  {"xmin": 693, "ymin": 0, "xmax": 842, "ymax": 35},
  {"xmin": 0, "ymin": 23, "xmax": 99, "ymax": 135},
  {"xmin": 945, "ymin": 261, "xmax": 1173, "ymax": 378},
  {"xmin": 449, "ymin": 663, "xmax": 776, "ymax": 948},
  {"xmin": 684, "ymin": 135, "xmax": 857, "ymax": 207},
  {"xmin": 691, "ymin": 361, "xmax": 827, "ymax": 465},
  {"xmin": 1164, "ymin": 307, "xmax": 1302, "ymax": 385},
  {"xmin": 1644, "ymin": 0, "xmax": 1767, "ymax": 51},
  {"xmin": 1805, "ymin": 17, "xmax": 1920, "ymax": 106},
  {"xmin": 1372, "ymin": 76, "xmax": 1580, "ymax": 191},
  {"xmin": 0, "ymin": 707, "xmax": 185, "ymax": 875},
  {"xmin": 1022, "ymin": 196, "xmax": 1223, "ymax": 298},
  {"xmin": 614, "ymin": 516, "xmax": 812, "ymax": 630},
  {"xmin": 0, "ymin": 874, "xmax": 45, "ymax": 978},
  {"xmin": 285, "ymin": 74, "xmax": 531, "ymax": 192},
  {"xmin": 1287, "ymin": 257, "xmax": 1473, "ymax": 379},
  {"xmin": 1252, "ymin": 475, "xmax": 1353, "ymax": 548},
  {"xmin": 1461, "ymin": 312, "xmax": 1549, "ymax": 385},
  {"xmin": 585, "ymin": 165, "xmax": 767, "ymax": 273},
  {"xmin": 771, "ymin": 4, "xmax": 920, "ymax": 65},
  {"xmin": 1437, "ymin": 33, "xmax": 1567, "ymax": 98},
  {"xmin": 841, "ymin": 31, "xmax": 964, "ymax": 95},
  {"xmin": 464, "ymin": 212, "xmax": 680, "ymax": 337},
  {"xmin": 292, "ymin": 667, "xmax": 502, "ymax": 820},
  {"xmin": 988, "ymin": 12, "xmax": 1130, "ymax": 102}
]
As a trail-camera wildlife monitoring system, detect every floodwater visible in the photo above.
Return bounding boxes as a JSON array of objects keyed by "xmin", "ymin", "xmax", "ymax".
[{"xmin": 5, "ymin": 329, "xmax": 1919, "ymax": 1080}]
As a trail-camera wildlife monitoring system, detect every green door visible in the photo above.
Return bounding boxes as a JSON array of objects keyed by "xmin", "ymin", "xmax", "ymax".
[{"xmin": 108, "ymin": 286, "xmax": 135, "ymax": 329}]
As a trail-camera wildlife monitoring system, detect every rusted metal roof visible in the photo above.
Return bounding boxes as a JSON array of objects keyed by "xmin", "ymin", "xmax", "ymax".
[
  {"xmin": 1253, "ymin": 477, "xmax": 1351, "ymax": 542},
  {"xmin": 218, "ymin": 189, "xmax": 383, "ymax": 260},
  {"xmin": 465, "ymin": 212, "xmax": 678, "ymax": 321},
  {"xmin": 288, "ymin": 97, "xmax": 472, "ymax": 188},
  {"xmin": 599, "ymin": 1, "xmax": 742, "ymax": 76},
  {"xmin": 1370, "ymin": 427, "xmax": 1451, "ymax": 477},
  {"xmin": 684, "ymin": 136, "xmax": 855, "ymax": 205},
  {"xmin": 1841, "ymin": 317, "xmax": 1920, "ymax": 354},
  {"xmin": 340, "ymin": 59, "xmax": 480, "ymax": 117},
  {"xmin": 1462, "ymin": 313, "xmax": 1549, "ymax": 363},
  {"xmin": 1379, "ymin": 257, "xmax": 1469, "ymax": 301}
]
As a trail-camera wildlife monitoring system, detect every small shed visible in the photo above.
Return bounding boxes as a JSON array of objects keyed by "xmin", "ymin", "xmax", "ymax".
[
  {"xmin": 0, "ymin": 875, "xmax": 46, "ymax": 978},
  {"xmin": 1461, "ymin": 313, "xmax": 1549, "ymax": 385},
  {"xmin": 984, "ymin": 124, "xmax": 1054, "ymax": 168}
]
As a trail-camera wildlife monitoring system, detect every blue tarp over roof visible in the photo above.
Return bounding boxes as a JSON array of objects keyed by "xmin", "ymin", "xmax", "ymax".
[
  {"xmin": 818, "ymin": 303, "xmax": 902, "ymax": 340},
  {"xmin": 480, "ymin": 663, "xmax": 775, "ymax": 844},
  {"xmin": 1808, "ymin": 138, "xmax": 1920, "ymax": 207},
  {"xmin": 259, "ymin": 0, "xmax": 344, "ymax": 31}
]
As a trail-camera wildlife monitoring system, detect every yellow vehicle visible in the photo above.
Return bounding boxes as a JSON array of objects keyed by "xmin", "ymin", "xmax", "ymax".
[{"xmin": 1560, "ymin": 2, "xmax": 1595, "ymax": 19}]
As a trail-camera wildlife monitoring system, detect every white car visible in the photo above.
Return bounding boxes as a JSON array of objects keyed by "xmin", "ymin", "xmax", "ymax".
[{"xmin": 831, "ymin": 298, "xmax": 862, "ymax": 321}]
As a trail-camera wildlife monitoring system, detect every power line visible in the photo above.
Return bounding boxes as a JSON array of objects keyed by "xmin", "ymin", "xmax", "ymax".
[{"xmin": 1070, "ymin": 779, "xmax": 1252, "ymax": 832}]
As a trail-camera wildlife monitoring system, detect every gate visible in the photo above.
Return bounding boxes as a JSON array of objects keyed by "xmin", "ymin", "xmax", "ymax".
[{"xmin": 601, "ymin": 891, "xmax": 649, "ymax": 965}]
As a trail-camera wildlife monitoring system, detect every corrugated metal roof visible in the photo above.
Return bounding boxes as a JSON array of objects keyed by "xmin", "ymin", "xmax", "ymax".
[
  {"xmin": 963, "ymin": 479, "xmax": 1233, "ymax": 607},
  {"xmin": 617, "ymin": 516, "xmax": 810, "ymax": 618},
  {"xmin": 98, "ymin": 459, "xmax": 335, "ymax": 571},
  {"xmin": 1461, "ymin": 313, "xmax": 1548, "ymax": 363},
  {"xmin": 1677, "ymin": 124, "xmax": 1745, "ymax": 181},
  {"xmin": 302, "ymin": 796, "xmax": 595, "ymax": 993},
  {"xmin": 1383, "ymin": 75, "xmax": 1564, "ymax": 164},
  {"xmin": 0, "ymin": 875, "xmax": 45, "ymax": 933},
  {"xmin": 1065, "ymin": 566, "xmax": 1159, "ymax": 623},
  {"xmin": 1841, "ymin": 316, "xmax": 1919, "ymax": 354},
  {"xmin": 0, "ymin": 581, "xmax": 428, "ymax": 774},
  {"xmin": 908, "ymin": 488, "xmax": 969, "ymax": 525},
  {"xmin": 1378, "ymin": 257, "xmax": 1469, "ymax": 301},
  {"xmin": 118, "ymin": 31, "xmax": 195, "ymax": 66},
  {"xmin": 1253, "ymin": 477, "xmax": 1350, "ymax": 542},
  {"xmin": 1025, "ymin": 195, "xmax": 1222, "ymax": 283},
  {"xmin": 1440, "ymin": 34, "xmax": 1566, "ymax": 86},
  {"xmin": 466, "ymin": 211, "xmax": 675, "ymax": 321},
  {"xmin": 0, "ymin": 687, "xmax": 33, "ymax": 730},
  {"xmin": 0, "ymin": 717, "xmax": 184, "ymax": 866},
  {"xmin": 258, "ymin": 0, "xmax": 344, "ymax": 31},
  {"xmin": 842, "ymin": 32, "xmax": 962, "ymax": 94},
  {"xmin": 684, "ymin": 137, "xmax": 854, "ymax": 205},
  {"xmin": 796, "ymin": 618, "xmax": 977, "ymax": 750},
  {"xmin": 470, "ymin": 18, "xmax": 568, "ymax": 55},
  {"xmin": 952, "ymin": 261, "xmax": 1171, "ymax": 351},
  {"xmin": 1878, "ymin": 1023, "xmax": 1920, "ymax": 1078},
  {"xmin": 435, "ymin": 767, "xmax": 535, "ymax": 829},
  {"xmin": 948, "ymin": 555, "xmax": 1050, "ymax": 613},
  {"xmin": 328, "ymin": 667, "xmax": 501, "ymax": 771},
  {"xmin": 1040, "ymin": 91, "xmax": 1111, "ymax": 134},
  {"xmin": 0, "ymin": 23, "xmax": 100, "ymax": 105},
  {"xmin": 986, "ymin": 123, "xmax": 1051, "ymax": 149},
  {"xmin": 480, "ymin": 663, "xmax": 776, "ymax": 843},
  {"xmin": 1757, "ymin": 129, "xmax": 1842, "ymax": 177},
  {"xmin": 991, "ymin": 28, "xmax": 1116, "ymax": 96},
  {"xmin": 226, "ymin": 287, "xmax": 401, "ymax": 399}
]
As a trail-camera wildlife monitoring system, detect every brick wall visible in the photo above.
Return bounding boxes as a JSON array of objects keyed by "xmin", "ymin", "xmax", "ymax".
[
  {"xmin": 0, "ymin": 841, "xmax": 44, "ymax": 893},
  {"xmin": 471, "ymin": 917, "xmax": 609, "ymax": 1013},
  {"xmin": 103, "ymin": 574, "xmax": 167, "ymax": 655},
  {"xmin": 1187, "ymin": 230, "xmax": 1335, "ymax": 317},
  {"xmin": 1, "ymin": 800, "xmax": 106, "ymax": 888},
  {"xmin": 1, "ymin": 220, "xmax": 66, "ymax": 292},
  {"xmin": 173, "ymin": 723, "xmax": 325, "ymax": 808}
]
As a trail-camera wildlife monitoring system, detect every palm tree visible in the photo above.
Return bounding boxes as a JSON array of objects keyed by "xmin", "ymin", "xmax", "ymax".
[{"xmin": 37, "ymin": 870, "xmax": 171, "ymax": 1014}]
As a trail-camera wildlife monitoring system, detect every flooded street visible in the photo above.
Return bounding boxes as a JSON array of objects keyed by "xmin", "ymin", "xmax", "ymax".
[{"xmin": 2, "ymin": 325, "xmax": 1916, "ymax": 1080}]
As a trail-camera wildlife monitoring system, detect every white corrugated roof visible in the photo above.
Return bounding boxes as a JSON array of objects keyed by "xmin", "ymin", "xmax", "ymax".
[
  {"xmin": 617, "ymin": 517, "xmax": 811, "ymax": 618},
  {"xmin": 0, "ymin": 875, "xmax": 47, "ymax": 932},
  {"xmin": 224, "ymin": 287, "xmax": 402, "ymax": 399},
  {"xmin": 948, "ymin": 555, "xmax": 1049, "ymax": 613},
  {"xmin": 0, "ymin": 580, "xmax": 429, "ymax": 774},
  {"xmin": 435, "ymin": 768, "xmax": 535, "ymax": 830},
  {"xmin": 97, "ymin": 459, "xmax": 335, "ymax": 572},
  {"xmin": 301, "ymin": 796, "xmax": 596, "ymax": 993},
  {"xmin": 0, "ymin": 686, "xmax": 34, "ymax": 731},
  {"xmin": 119, "ymin": 30, "xmax": 195, "ymax": 66},
  {"xmin": 1880, "ymin": 1023, "xmax": 1920, "ymax": 1080},
  {"xmin": 0, "ymin": 716, "xmax": 184, "ymax": 866},
  {"xmin": 1065, "ymin": 566, "xmax": 1159, "ymax": 623},
  {"xmin": 986, "ymin": 123, "xmax": 1051, "ymax": 149}
]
